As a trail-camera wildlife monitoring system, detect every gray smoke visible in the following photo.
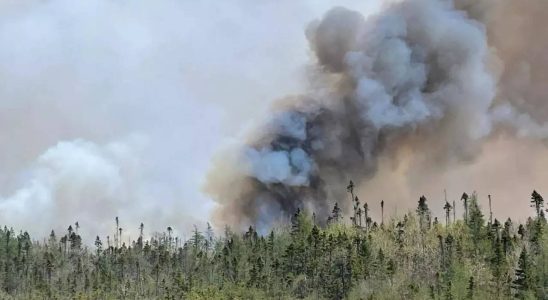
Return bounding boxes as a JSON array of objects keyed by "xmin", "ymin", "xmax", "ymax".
[
  {"xmin": 0, "ymin": 0, "xmax": 388, "ymax": 240},
  {"xmin": 206, "ymin": 0, "xmax": 548, "ymax": 228}
]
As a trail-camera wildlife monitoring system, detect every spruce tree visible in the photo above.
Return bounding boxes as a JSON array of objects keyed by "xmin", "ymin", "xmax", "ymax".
[
  {"xmin": 443, "ymin": 201, "xmax": 452, "ymax": 226},
  {"xmin": 531, "ymin": 190, "xmax": 544, "ymax": 219},
  {"xmin": 461, "ymin": 193, "xmax": 469, "ymax": 223},
  {"xmin": 466, "ymin": 276, "xmax": 474, "ymax": 299},
  {"xmin": 381, "ymin": 200, "xmax": 385, "ymax": 226},
  {"xmin": 467, "ymin": 193, "xmax": 485, "ymax": 246},
  {"xmin": 512, "ymin": 247, "xmax": 530, "ymax": 299},
  {"xmin": 330, "ymin": 203, "xmax": 342, "ymax": 223},
  {"xmin": 417, "ymin": 196, "xmax": 431, "ymax": 231}
]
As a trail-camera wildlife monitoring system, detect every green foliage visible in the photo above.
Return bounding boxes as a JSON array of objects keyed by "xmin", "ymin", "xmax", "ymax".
[{"xmin": 0, "ymin": 191, "xmax": 546, "ymax": 299}]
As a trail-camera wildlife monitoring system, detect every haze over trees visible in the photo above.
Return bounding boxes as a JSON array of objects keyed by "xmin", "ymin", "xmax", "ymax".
[{"xmin": 0, "ymin": 186, "xmax": 546, "ymax": 299}]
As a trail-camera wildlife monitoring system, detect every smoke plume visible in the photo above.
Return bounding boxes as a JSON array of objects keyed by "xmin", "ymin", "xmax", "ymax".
[
  {"xmin": 0, "ymin": 0, "xmax": 383, "ymax": 240},
  {"xmin": 207, "ymin": 0, "xmax": 548, "ymax": 228}
]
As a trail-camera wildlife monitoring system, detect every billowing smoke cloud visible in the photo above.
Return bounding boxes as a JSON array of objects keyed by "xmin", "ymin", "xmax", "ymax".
[
  {"xmin": 0, "ymin": 0, "xmax": 384, "ymax": 239},
  {"xmin": 1, "ymin": 137, "xmax": 145, "ymax": 237},
  {"xmin": 206, "ymin": 0, "xmax": 548, "ymax": 228}
]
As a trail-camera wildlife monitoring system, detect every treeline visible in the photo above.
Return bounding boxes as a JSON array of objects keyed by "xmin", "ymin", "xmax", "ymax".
[{"xmin": 0, "ymin": 187, "xmax": 547, "ymax": 299}]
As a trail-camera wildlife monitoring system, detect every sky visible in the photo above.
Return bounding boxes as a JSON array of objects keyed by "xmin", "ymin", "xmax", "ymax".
[{"xmin": 0, "ymin": 0, "xmax": 383, "ymax": 241}]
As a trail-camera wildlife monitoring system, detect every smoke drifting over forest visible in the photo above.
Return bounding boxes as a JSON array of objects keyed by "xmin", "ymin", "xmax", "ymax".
[
  {"xmin": 206, "ymin": 0, "xmax": 548, "ymax": 229},
  {"xmin": 0, "ymin": 0, "xmax": 382, "ymax": 239}
]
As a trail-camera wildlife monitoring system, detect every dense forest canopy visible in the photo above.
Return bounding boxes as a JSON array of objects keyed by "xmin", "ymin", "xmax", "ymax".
[{"xmin": 1, "ymin": 187, "xmax": 546, "ymax": 299}]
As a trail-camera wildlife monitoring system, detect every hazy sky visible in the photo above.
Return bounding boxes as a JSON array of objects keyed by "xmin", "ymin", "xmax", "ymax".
[{"xmin": 0, "ymin": 0, "xmax": 382, "ymax": 240}]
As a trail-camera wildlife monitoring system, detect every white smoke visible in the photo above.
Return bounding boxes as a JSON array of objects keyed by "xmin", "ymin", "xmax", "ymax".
[
  {"xmin": 245, "ymin": 147, "xmax": 314, "ymax": 186},
  {"xmin": 0, "ymin": 0, "xmax": 383, "ymax": 239},
  {"xmin": 1, "ymin": 138, "xmax": 144, "ymax": 239}
]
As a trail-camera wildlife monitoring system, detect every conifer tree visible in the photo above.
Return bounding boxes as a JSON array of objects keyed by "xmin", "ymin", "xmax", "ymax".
[
  {"xmin": 466, "ymin": 276, "xmax": 474, "ymax": 299},
  {"xmin": 138, "ymin": 223, "xmax": 144, "ymax": 249},
  {"xmin": 330, "ymin": 203, "xmax": 342, "ymax": 223},
  {"xmin": 512, "ymin": 247, "xmax": 530, "ymax": 299},
  {"xmin": 115, "ymin": 217, "xmax": 119, "ymax": 248},
  {"xmin": 467, "ymin": 193, "xmax": 485, "ymax": 246},
  {"xmin": 363, "ymin": 203, "xmax": 369, "ymax": 231},
  {"xmin": 347, "ymin": 181, "xmax": 356, "ymax": 226},
  {"xmin": 531, "ymin": 190, "xmax": 544, "ymax": 219},
  {"xmin": 452, "ymin": 200, "xmax": 456, "ymax": 223},
  {"xmin": 355, "ymin": 197, "xmax": 362, "ymax": 227},
  {"xmin": 461, "ymin": 193, "xmax": 469, "ymax": 223},
  {"xmin": 443, "ymin": 201, "xmax": 452, "ymax": 226},
  {"xmin": 95, "ymin": 236, "xmax": 102, "ymax": 255},
  {"xmin": 381, "ymin": 200, "xmax": 385, "ymax": 226},
  {"xmin": 502, "ymin": 218, "xmax": 513, "ymax": 254},
  {"xmin": 417, "ymin": 196, "xmax": 431, "ymax": 231},
  {"xmin": 518, "ymin": 224, "xmax": 526, "ymax": 240}
]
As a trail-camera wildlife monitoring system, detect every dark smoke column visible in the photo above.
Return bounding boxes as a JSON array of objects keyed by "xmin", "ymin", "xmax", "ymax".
[{"xmin": 206, "ymin": 0, "xmax": 500, "ymax": 230}]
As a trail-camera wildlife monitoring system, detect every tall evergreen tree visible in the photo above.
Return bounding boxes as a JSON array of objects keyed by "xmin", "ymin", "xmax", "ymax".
[
  {"xmin": 347, "ymin": 181, "xmax": 356, "ymax": 226},
  {"xmin": 512, "ymin": 247, "xmax": 530, "ymax": 299},
  {"xmin": 467, "ymin": 193, "xmax": 485, "ymax": 246},
  {"xmin": 461, "ymin": 193, "xmax": 469, "ymax": 223},
  {"xmin": 443, "ymin": 201, "xmax": 452, "ymax": 226},
  {"xmin": 417, "ymin": 196, "xmax": 431, "ymax": 231},
  {"xmin": 381, "ymin": 200, "xmax": 385, "ymax": 226},
  {"xmin": 363, "ymin": 203, "xmax": 369, "ymax": 231},
  {"xmin": 531, "ymin": 190, "xmax": 544, "ymax": 219},
  {"xmin": 330, "ymin": 203, "xmax": 342, "ymax": 224},
  {"xmin": 466, "ymin": 276, "xmax": 474, "ymax": 299}
]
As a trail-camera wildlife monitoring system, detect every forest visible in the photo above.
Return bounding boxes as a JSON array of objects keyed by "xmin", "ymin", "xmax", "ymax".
[{"xmin": 0, "ymin": 185, "xmax": 546, "ymax": 299}]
